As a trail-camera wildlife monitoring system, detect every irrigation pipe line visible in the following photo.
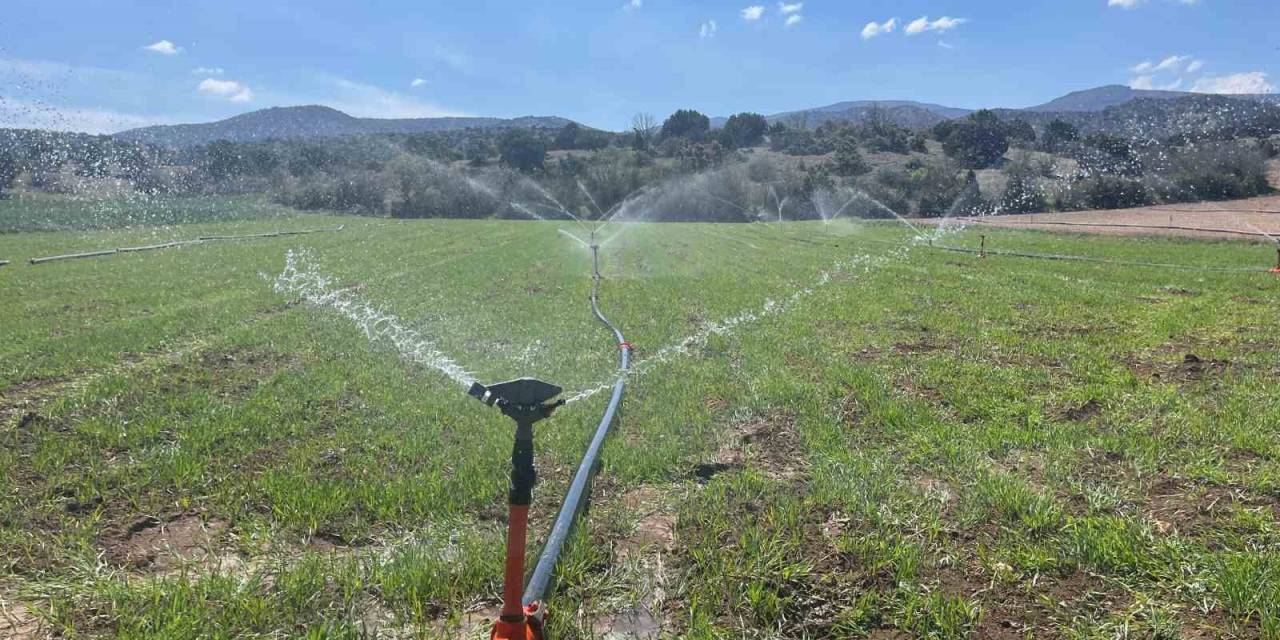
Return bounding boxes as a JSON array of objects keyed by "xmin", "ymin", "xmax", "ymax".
[
  {"xmin": 1150, "ymin": 206, "xmax": 1280, "ymax": 215},
  {"xmin": 955, "ymin": 216, "xmax": 1276, "ymax": 240},
  {"xmin": 764, "ymin": 231, "xmax": 1275, "ymax": 274},
  {"xmin": 521, "ymin": 241, "xmax": 633, "ymax": 609},
  {"xmin": 27, "ymin": 225, "xmax": 345, "ymax": 265},
  {"xmin": 0, "ymin": 260, "xmax": 10, "ymax": 268}
]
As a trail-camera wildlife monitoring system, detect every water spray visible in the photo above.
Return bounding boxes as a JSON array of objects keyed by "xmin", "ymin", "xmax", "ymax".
[{"xmin": 467, "ymin": 378, "xmax": 565, "ymax": 640}]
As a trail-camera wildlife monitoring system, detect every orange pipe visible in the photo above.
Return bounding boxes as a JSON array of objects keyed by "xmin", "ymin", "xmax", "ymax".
[{"xmin": 501, "ymin": 505, "xmax": 530, "ymax": 620}]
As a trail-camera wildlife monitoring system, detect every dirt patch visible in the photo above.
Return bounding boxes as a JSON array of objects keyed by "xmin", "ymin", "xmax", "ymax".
[
  {"xmin": 1061, "ymin": 399, "xmax": 1103, "ymax": 422},
  {"xmin": 1144, "ymin": 478, "xmax": 1280, "ymax": 537},
  {"xmin": 693, "ymin": 411, "xmax": 804, "ymax": 482},
  {"xmin": 929, "ymin": 194, "xmax": 1280, "ymax": 241},
  {"xmin": 1126, "ymin": 351, "xmax": 1233, "ymax": 384},
  {"xmin": 102, "ymin": 514, "xmax": 230, "ymax": 571},
  {"xmin": 429, "ymin": 604, "xmax": 502, "ymax": 639},
  {"xmin": 0, "ymin": 600, "xmax": 47, "ymax": 640},
  {"xmin": 593, "ymin": 608, "xmax": 665, "ymax": 639},
  {"xmin": 615, "ymin": 486, "xmax": 677, "ymax": 559}
]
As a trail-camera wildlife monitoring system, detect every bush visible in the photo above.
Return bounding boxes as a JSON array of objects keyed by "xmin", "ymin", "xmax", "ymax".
[
  {"xmin": 660, "ymin": 109, "xmax": 711, "ymax": 142},
  {"xmin": 498, "ymin": 129, "xmax": 547, "ymax": 174},
  {"xmin": 721, "ymin": 113, "xmax": 769, "ymax": 149},
  {"xmin": 1084, "ymin": 176, "xmax": 1151, "ymax": 210},
  {"xmin": 941, "ymin": 110, "xmax": 1010, "ymax": 169},
  {"xmin": 1158, "ymin": 142, "xmax": 1271, "ymax": 202},
  {"xmin": 831, "ymin": 131, "xmax": 871, "ymax": 177}
]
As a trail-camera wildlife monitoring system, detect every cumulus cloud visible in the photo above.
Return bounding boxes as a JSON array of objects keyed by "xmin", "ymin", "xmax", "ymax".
[
  {"xmin": 905, "ymin": 16, "xmax": 967, "ymax": 35},
  {"xmin": 1129, "ymin": 75, "xmax": 1182, "ymax": 91},
  {"xmin": 197, "ymin": 77, "xmax": 253, "ymax": 103},
  {"xmin": 700, "ymin": 20, "xmax": 718, "ymax": 38},
  {"xmin": 143, "ymin": 40, "xmax": 181, "ymax": 55},
  {"xmin": 624, "ymin": 0, "xmax": 642, "ymax": 10},
  {"xmin": 1131, "ymin": 54, "xmax": 1201, "ymax": 75},
  {"xmin": 192, "ymin": 66, "xmax": 224, "ymax": 75},
  {"xmin": 1191, "ymin": 72, "xmax": 1276, "ymax": 95},
  {"xmin": 778, "ymin": 2, "xmax": 802, "ymax": 14},
  {"xmin": 785, "ymin": 14, "xmax": 803, "ymax": 27},
  {"xmin": 410, "ymin": 78, "xmax": 426, "ymax": 87},
  {"xmin": 741, "ymin": 6, "xmax": 765, "ymax": 20},
  {"xmin": 861, "ymin": 17, "xmax": 897, "ymax": 39}
]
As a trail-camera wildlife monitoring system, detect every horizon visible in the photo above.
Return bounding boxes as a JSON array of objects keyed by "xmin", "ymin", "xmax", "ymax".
[{"xmin": 1, "ymin": 0, "xmax": 1276, "ymax": 134}]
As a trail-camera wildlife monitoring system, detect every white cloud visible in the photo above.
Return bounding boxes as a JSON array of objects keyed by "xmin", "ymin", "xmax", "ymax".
[
  {"xmin": 1131, "ymin": 55, "xmax": 1200, "ymax": 74},
  {"xmin": 1191, "ymin": 72, "xmax": 1276, "ymax": 95},
  {"xmin": 320, "ymin": 76, "xmax": 470, "ymax": 118},
  {"xmin": 905, "ymin": 16, "xmax": 967, "ymax": 35},
  {"xmin": 700, "ymin": 20, "xmax": 718, "ymax": 38},
  {"xmin": 624, "ymin": 0, "xmax": 642, "ymax": 10},
  {"xmin": 785, "ymin": 14, "xmax": 803, "ymax": 27},
  {"xmin": 1129, "ymin": 75, "xmax": 1182, "ymax": 90},
  {"xmin": 778, "ymin": 2, "xmax": 803, "ymax": 14},
  {"xmin": 938, "ymin": 40, "xmax": 955, "ymax": 49},
  {"xmin": 861, "ymin": 17, "xmax": 897, "ymax": 39},
  {"xmin": 410, "ymin": 77, "xmax": 426, "ymax": 87},
  {"xmin": 192, "ymin": 66, "xmax": 224, "ymax": 75},
  {"xmin": 197, "ymin": 77, "xmax": 253, "ymax": 103},
  {"xmin": 741, "ymin": 6, "xmax": 765, "ymax": 20},
  {"xmin": 143, "ymin": 40, "xmax": 181, "ymax": 55}
]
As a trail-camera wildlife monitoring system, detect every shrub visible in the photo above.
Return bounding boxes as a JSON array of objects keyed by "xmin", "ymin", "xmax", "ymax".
[
  {"xmin": 721, "ymin": 113, "xmax": 769, "ymax": 149},
  {"xmin": 498, "ymin": 129, "xmax": 547, "ymax": 174},
  {"xmin": 941, "ymin": 110, "xmax": 1010, "ymax": 169},
  {"xmin": 660, "ymin": 109, "xmax": 711, "ymax": 142}
]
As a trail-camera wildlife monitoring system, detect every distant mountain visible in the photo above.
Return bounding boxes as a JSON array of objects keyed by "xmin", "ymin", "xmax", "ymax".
[
  {"xmin": 712, "ymin": 100, "xmax": 972, "ymax": 131},
  {"xmin": 996, "ymin": 93, "xmax": 1280, "ymax": 139},
  {"xmin": 114, "ymin": 105, "xmax": 574, "ymax": 147},
  {"xmin": 1027, "ymin": 84, "xmax": 1280, "ymax": 113}
]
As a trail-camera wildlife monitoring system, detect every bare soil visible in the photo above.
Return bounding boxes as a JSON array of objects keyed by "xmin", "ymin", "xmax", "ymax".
[{"xmin": 944, "ymin": 194, "xmax": 1280, "ymax": 241}]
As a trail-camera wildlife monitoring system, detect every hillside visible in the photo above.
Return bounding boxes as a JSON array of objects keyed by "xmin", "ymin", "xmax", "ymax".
[
  {"xmin": 114, "ymin": 106, "xmax": 574, "ymax": 147},
  {"xmin": 1028, "ymin": 84, "xmax": 1280, "ymax": 113},
  {"xmin": 997, "ymin": 93, "xmax": 1280, "ymax": 139}
]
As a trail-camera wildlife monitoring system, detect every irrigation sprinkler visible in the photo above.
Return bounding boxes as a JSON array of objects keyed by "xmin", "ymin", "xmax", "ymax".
[
  {"xmin": 980, "ymin": 234, "xmax": 987, "ymax": 259},
  {"xmin": 1272, "ymin": 246, "xmax": 1280, "ymax": 274},
  {"xmin": 468, "ymin": 377, "xmax": 566, "ymax": 640}
]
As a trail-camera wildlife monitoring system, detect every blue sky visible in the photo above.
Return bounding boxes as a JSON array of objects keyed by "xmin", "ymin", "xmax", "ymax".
[{"xmin": 0, "ymin": 0, "xmax": 1275, "ymax": 133}]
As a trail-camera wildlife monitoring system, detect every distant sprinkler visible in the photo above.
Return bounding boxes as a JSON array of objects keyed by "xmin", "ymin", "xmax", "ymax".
[
  {"xmin": 1272, "ymin": 246, "xmax": 1280, "ymax": 274},
  {"xmin": 468, "ymin": 378, "xmax": 565, "ymax": 640}
]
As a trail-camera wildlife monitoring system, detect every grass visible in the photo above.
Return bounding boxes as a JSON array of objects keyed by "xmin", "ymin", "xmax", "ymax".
[{"xmin": 1, "ymin": 195, "xmax": 1279, "ymax": 638}]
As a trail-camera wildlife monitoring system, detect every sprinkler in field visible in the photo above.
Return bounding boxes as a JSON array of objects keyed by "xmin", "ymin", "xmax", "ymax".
[
  {"xmin": 1272, "ymin": 246, "xmax": 1280, "ymax": 274},
  {"xmin": 468, "ymin": 378, "xmax": 566, "ymax": 640}
]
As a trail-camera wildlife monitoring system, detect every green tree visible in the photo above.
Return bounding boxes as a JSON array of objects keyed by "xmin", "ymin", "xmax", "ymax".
[
  {"xmin": 831, "ymin": 131, "xmax": 871, "ymax": 177},
  {"xmin": 941, "ymin": 110, "xmax": 1010, "ymax": 169},
  {"xmin": 1041, "ymin": 120, "xmax": 1079, "ymax": 153},
  {"xmin": 721, "ymin": 112, "xmax": 769, "ymax": 149},
  {"xmin": 660, "ymin": 109, "xmax": 711, "ymax": 141},
  {"xmin": 498, "ymin": 129, "xmax": 547, "ymax": 173},
  {"xmin": 554, "ymin": 122, "xmax": 581, "ymax": 150},
  {"xmin": 0, "ymin": 151, "xmax": 18, "ymax": 196}
]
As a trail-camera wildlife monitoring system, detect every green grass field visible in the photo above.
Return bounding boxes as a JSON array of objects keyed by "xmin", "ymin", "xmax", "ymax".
[{"xmin": 2, "ymin": 199, "xmax": 1279, "ymax": 639}]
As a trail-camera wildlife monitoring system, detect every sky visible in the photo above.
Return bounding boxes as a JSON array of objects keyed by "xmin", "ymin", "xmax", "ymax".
[{"xmin": 0, "ymin": 0, "xmax": 1276, "ymax": 134}]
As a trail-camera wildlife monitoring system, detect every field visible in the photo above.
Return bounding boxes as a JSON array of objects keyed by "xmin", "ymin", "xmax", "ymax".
[{"xmin": 2, "ymin": 199, "xmax": 1280, "ymax": 639}]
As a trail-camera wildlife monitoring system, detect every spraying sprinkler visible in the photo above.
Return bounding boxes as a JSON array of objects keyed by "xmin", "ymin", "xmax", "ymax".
[
  {"xmin": 1272, "ymin": 246, "xmax": 1280, "ymax": 274},
  {"xmin": 468, "ymin": 378, "xmax": 566, "ymax": 640}
]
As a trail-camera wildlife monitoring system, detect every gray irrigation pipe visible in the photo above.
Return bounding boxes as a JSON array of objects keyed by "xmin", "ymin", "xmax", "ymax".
[
  {"xmin": 522, "ymin": 242, "xmax": 632, "ymax": 609},
  {"xmin": 0, "ymin": 260, "xmax": 10, "ymax": 268},
  {"xmin": 955, "ymin": 216, "xmax": 1275, "ymax": 239},
  {"xmin": 27, "ymin": 225, "xmax": 345, "ymax": 265}
]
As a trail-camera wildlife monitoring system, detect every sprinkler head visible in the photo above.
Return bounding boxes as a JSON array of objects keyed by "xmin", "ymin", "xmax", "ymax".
[{"xmin": 469, "ymin": 378, "xmax": 565, "ymax": 421}]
